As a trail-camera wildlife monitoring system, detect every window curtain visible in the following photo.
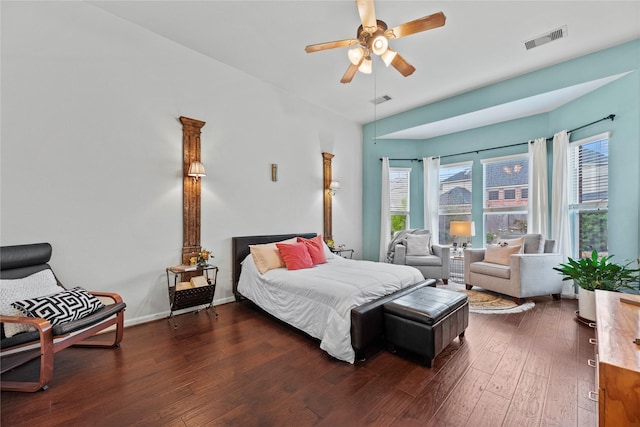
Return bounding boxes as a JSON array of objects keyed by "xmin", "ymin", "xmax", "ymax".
[
  {"xmin": 527, "ymin": 137, "xmax": 549, "ymax": 235},
  {"xmin": 551, "ymin": 130, "xmax": 574, "ymax": 295},
  {"xmin": 423, "ymin": 157, "xmax": 440, "ymax": 243},
  {"xmin": 379, "ymin": 157, "xmax": 391, "ymax": 262}
]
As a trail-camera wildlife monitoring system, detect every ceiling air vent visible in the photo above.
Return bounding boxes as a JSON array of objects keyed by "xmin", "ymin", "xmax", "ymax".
[
  {"xmin": 524, "ymin": 25, "xmax": 567, "ymax": 50},
  {"xmin": 371, "ymin": 95, "xmax": 392, "ymax": 105}
]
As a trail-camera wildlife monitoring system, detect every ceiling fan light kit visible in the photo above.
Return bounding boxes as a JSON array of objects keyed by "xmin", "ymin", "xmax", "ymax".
[{"xmin": 305, "ymin": 0, "xmax": 446, "ymax": 83}]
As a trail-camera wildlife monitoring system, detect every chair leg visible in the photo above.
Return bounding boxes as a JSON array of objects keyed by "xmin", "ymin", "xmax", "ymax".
[{"xmin": 1, "ymin": 326, "xmax": 54, "ymax": 392}]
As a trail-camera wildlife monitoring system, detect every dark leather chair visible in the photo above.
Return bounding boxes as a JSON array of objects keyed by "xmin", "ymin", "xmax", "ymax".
[{"xmin": 0, "ymin": 243, "xmax": 126, "ymax": 392}]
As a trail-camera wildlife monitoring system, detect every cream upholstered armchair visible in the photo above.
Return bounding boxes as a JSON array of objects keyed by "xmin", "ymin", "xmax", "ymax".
[
  {"xmin": 391, "ymin": 229, "xmax": 450, "ymax": 283},
  {"xmin": 463, "ymin": 234, "xmax": 563, "ymax": 304}
]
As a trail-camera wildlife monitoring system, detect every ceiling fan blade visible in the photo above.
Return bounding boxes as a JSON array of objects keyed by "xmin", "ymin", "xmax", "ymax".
[
  {"xmin": 340, "ymin": 63, "xmax": 359, "ymax": 84},
  {"xmin": 386, "ymin": 11, "xmax": 446, "ymax": 39},
  {"xmin": 390, "ymin": 53, "xmax": 416, "ymax": 77},
  {"xmin": 305, "ymin": 38, "xmax": 359, "ymax": 53},
  {"xmin": 356, "ymin": 0, "xmax": 377, "ymax": 33}
]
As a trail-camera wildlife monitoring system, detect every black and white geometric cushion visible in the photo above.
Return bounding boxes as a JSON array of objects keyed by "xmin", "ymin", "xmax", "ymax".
[{"xmin": 11, "ymin": 287, "xmax": 104, "ymax": 326}]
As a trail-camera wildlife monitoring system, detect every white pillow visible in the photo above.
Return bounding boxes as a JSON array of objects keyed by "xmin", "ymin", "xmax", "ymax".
[
  {"xmin": 405, "ymin": 233, "xmax": 431, "ymax": 256},
  {"xmin": 0, "ymin": 269, "xmax": 63, "ymax": 337}
]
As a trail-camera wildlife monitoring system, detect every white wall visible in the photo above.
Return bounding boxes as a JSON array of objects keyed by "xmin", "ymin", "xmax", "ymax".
[{"xmin": 0, "ymin": 2, "xmax": 362, "ymax": 325}]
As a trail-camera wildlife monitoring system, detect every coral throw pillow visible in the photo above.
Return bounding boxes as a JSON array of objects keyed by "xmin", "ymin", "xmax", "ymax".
[
  {"xmin": 297, "ymin": 235, "xmax": 327, "ymax": 265},
  {"xmin": 484, "ymin": 244, "xmax": 522, "ymax": 266},
  {"xmin": 276, "ymin": 242, "xmax": 314, "ymax": 270}
]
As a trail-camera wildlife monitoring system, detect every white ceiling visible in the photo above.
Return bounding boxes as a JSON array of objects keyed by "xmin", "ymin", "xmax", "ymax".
[{"xmin": 90, "ymin": 1, "xmax": 640, "ymax": 135}]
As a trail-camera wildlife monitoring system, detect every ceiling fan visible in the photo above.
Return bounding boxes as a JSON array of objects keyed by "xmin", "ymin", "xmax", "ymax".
[{"xmin": 305, "ymin": 0, "xmax": 446, "ymax": 84}]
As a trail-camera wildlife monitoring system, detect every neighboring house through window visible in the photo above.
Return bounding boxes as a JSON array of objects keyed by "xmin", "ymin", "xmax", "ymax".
[
  {"xmin": 438, "ymin": 162, "xmax": 472, "ymax": 244},
  {"xmin": 483, "ymin": 155, "xmax": 529, "ymax": 244}
]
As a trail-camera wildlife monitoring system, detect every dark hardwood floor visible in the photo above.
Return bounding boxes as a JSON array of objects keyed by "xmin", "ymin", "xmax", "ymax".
[{"xmin": 1, "ymin": 294, "xmax": 597, "ymax": 426}]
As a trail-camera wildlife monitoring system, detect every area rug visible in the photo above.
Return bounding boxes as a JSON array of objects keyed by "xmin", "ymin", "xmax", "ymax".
[{"xmin": 440, "ymin": 282, "xmax": 535, "ymax": 314}]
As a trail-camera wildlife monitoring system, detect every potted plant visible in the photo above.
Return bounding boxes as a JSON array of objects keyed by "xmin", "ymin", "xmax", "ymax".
[{"xmin": 554, "ymin": 250, "xmax": 639, "ymax": 321}]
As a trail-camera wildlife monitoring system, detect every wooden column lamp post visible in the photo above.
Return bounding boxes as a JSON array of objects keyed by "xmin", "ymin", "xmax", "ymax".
[
  {"xmin": 180, "ymin": 116, "xmax": 206, "ymax": 265},
  {"xmin": 322, "ymin": 152, "xmax": 334, "ymax": 243}
]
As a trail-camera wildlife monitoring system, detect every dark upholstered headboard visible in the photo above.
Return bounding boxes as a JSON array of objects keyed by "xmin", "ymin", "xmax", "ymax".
[{"xmin": 231, "ymin": 233, "xmax": 317, "ymax": 300}]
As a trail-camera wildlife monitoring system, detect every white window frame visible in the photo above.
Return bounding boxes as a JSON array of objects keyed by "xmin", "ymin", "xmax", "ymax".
[
  {"xmin": 482, "ymin": 154, "xmax": 529, "ymax": 243},
  {"xmin": 569, "ymin": 132, "xmax": 610, "ymax": 257},
  {"xmin": 438, "ymin": 161, "xmax": 473, "ymax": 244},
  {"xmin": 389, "ymin": 167, "xmax": 411, "ymax": 233}
]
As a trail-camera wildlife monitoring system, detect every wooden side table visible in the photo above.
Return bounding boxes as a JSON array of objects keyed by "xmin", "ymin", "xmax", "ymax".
[{"xmin": 166, "ymin": 264, "xmax": 218, "ymax": 328}]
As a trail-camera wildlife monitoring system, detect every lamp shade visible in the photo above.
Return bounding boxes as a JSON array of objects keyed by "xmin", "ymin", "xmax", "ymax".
[
  {"xmin": 188, "ymin": 161, "xmax": 206, "ymax": 178},
  {"xmin": 348, "ymin": 47, "xmax": 364, "ymax": 65},
  {"xmin": 381, "ymin": 49, "xmax": 398, "ymax": 66},
  {"xmin": 371, "ymin": 35, "xmax": 389, "ymax": 56},
  {"xmin": 358, "ymin": 56, "xmax": 372, "ymax": 74},
  {"xmin": 450, "ymin": 221, "xmax": 475, "ymax": 237}
]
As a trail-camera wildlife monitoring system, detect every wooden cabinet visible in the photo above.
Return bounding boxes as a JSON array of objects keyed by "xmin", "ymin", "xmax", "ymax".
[{"xmin": 594, "ymin": 290, "xmax": 640, "ymax": 426}]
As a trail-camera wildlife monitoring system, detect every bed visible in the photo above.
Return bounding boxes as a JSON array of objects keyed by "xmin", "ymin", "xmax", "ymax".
[{"xmin": 232, "ymin": 233, "xmax": 429, "ymax": 363}]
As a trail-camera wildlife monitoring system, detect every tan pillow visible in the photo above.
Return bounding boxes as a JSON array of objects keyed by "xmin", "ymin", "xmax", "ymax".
[
  {"xmin": 405, "ymin": 233, "xmax": 431, "ymax": 256},
  {"xmin": 484, "ymin": 244, "xmax": 522, "ymax": 265},
  {"xmin": 497, "ymin": 236, "xmax": 525, "ymax": 253},
  {"xmin": 249, "ymin": 238, "xmax": 297, "ymax": 274}
]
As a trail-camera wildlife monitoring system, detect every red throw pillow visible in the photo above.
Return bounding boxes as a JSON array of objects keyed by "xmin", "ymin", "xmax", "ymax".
[
  {"xmin": 297, "ymin": 235, "xmax": 327, "ymax": 265},
  {"xmin": 276, "ymin": 242, "xmax": 314, "ymax": 270}
]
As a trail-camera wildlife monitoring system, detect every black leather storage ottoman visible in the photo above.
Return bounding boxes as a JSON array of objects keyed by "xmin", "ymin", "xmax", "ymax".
[{"xmin": 383, "ymin": 286, "xmax": 468, "ymax": 367}]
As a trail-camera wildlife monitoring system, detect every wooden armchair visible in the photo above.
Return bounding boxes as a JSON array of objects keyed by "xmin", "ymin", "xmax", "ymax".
[{"xmin": 0, "ymin": 243, "xmax": 126, "ymax": 392}]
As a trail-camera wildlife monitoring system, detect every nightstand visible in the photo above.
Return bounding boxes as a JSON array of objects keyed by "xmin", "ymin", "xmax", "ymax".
[
  {"xmin": 331, "ymin": 248, "xmax": 354, "ymax": 259},
  {"xmin": 166, "ymin": 263, "xmax": 218, "ymax": 328}
]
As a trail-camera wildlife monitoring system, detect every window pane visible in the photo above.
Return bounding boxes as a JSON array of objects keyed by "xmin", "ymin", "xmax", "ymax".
[
  {"xmin": 578, "ymin": 210, "xmax": 608, "ymax": 257},
  {"xmin": 389, "ymin": 168, "xmax": 410, "ymax": 236},
  {"xmin": 390, "ymin": 214, "xmax": 407, "ymax": 237},
  {"xmin": 484, "ymin": 158, "xmax": 528, "ymax": 209},
  {"xmin": 439, "ymin": 214, "xmax": 472, "ymax": 245},
  {"xmin": 483, "ymin": 155, "xmax": 528, "ymax": 246},
  {"xmin": 484, "ymin": 213, "xmax": 528, "ymax": 244},
  {"xmin": 570, "ymin": 134, "xmax": 609, "ymax": 258},
  {"xmin": 439, "ymin": 163, "xmax": 472, "ymax": 244},
  {"xmin": 390, "ymin": 169, "xmax": 410, "ymax": 212}
]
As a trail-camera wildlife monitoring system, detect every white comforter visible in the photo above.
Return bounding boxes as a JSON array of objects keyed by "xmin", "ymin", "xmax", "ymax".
[{"xmin": 237, "ymin": 254, "xmax": 424, "ymax": 363}]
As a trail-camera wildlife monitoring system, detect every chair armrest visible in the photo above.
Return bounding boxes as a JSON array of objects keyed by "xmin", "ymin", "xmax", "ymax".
[
  {"xmin": 393, "ymin": 244, "xmax": 407, "ymax": 265},
  {"xmin": 464, "ymin": 249, "xmax": 486, "ymax": 283},
  {"xmin": 464, "ymin": 248, "xmax": 486, "ymax": 264},
  {"xmin": 511, "ymin": 253, "xmax": 563, "ymax": 296},
  {"xmin": 89, "ymin": 291, "xmax": 123, "ymax": 304},
  {"xmin": 432, "ymin": 244, "xmax": 450, "ymax": 270},
  {"xmin": 0, "ymin": 315, "xmax": 51, "ymax": 330},
  {"xmin": 431, "ymin": 244, "xmax": 450, "ymax": 258}
]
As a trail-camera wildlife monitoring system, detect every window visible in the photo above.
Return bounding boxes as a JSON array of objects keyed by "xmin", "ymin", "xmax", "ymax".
[
  {"xmin": 569, "ymin": 133, "xmax": 609, "ymax": 257},
  {"xmin": 389, "ymin": 168, "xmax": 410, "ymax": 237},
  {"xmin": 482, "ymin": 155, "xmax": 529, "ymax": 244},
  {"xmin": 438, "ymin": 162, "xmax": 472, "ymax": 244}
]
